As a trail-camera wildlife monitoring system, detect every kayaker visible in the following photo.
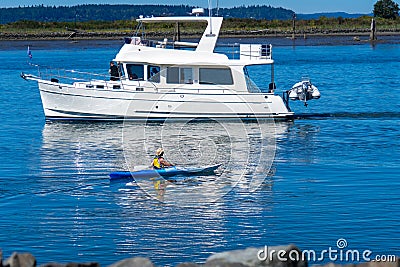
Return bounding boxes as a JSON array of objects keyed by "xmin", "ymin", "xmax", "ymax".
[{"xmin": 152, "ymin": 148, "xmax": 173, "ymax": 169}]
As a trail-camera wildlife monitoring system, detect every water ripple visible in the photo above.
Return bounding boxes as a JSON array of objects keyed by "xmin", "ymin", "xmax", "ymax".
[{"xmin": 0, "ymin": 41, "xmax": 399, "ymax": 266}]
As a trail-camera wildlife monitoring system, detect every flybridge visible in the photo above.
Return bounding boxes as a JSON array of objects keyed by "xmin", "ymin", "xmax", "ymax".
[
  {"xmin": 136, "ymin": 16, "xmax": 223, "ymax": 53},
  {"xmin": 126, "ymin": 15, "xmax": 273, "ymax": 63}
]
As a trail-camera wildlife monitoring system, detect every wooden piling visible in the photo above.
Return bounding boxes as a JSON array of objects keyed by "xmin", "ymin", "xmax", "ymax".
[
  {"xmin": 370, "ymin": 18, "xmax": 377, "ymax": 41},
  {"xmin": 292, "ymin": 13, "xmax": 296, "ymax": 39}
]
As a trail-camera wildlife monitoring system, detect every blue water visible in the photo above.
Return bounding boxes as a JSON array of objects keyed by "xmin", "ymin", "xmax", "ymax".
[{"xmin": 0, "ymin": 38, "xmax": 399, "ymax": 265}]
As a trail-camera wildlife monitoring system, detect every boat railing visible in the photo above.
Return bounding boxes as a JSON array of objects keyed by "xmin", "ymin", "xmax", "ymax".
[
  {"xmin": 239, "ymin": 44, "xmax": 272, "ymax": 60},
  {"xmin": 28, "ymin": 62, "xmax": 110, "ymax": 83},
  {"xmin": 215, "ymin": 43, "xmax": 274, "ymax": 60},
  {"xmin": 25, "ymin": 63, "xmax": 171, "ymax": 92},
  {"xmin": 123, "ymin": 37, "xmax": 272, "ymax": 61},
  {"xmin": 124, "ymin": 36, "xmax": 199, "ymax": 50}
]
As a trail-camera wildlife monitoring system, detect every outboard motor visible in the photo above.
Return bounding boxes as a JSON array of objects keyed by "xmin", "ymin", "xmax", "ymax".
[{"xmin": 287, "ymin": 78, "xmax": 320, "ymax": 107}]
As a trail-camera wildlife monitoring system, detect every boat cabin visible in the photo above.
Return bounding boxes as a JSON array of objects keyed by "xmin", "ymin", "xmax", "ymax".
[
  {"xmin": 119, "ymin": 63, "xmax": 234, "ymax": 86},
  {"xmin": 103, "ymin": 15, "xmax": 274, "ymax": 93}
]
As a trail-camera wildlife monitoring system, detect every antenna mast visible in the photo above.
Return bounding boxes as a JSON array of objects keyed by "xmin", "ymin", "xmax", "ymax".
[{"xmin": 208, "ymin": 0, "xmax": 213, "ymax": 35}]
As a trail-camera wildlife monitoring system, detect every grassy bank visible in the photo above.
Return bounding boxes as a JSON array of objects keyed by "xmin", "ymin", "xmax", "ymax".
[{"xmin": 1, "ymin": 16, "xmax": 400, "ymax": 40}]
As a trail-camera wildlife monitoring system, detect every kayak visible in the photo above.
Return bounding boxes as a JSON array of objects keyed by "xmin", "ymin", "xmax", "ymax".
[
  {"xmin": 110, "ymin": 164, "xmax": 221, "ymax": 180},
  {"xmin": 109, "ymin": 164, "xmax": 221, "ymax": 180}
]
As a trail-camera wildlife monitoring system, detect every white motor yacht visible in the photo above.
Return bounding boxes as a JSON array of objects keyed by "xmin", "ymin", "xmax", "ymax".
[{"xmin": 21, "ymin": 12, "xmax": 319, "ymax": 121}]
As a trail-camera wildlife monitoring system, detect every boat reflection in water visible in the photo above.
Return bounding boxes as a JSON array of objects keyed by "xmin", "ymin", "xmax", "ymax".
[
  {"xmin": 122, "ymin": 119, "xmax": 290, "ymax": 206},
  {"xmin": 41, "ymin": 122, "xmax": 125, "ymax": 177},
  {"xmin": 41, "ymin": 120, "xmax": 290, "ymax": 206}
]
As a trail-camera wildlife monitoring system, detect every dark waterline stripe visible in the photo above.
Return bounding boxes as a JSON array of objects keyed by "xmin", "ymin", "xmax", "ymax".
[{"xmin": 295, "ymin": 112, "xmax": 400, "ymax": 120}]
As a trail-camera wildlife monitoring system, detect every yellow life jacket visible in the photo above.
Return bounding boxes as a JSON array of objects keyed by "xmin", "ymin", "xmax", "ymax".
[{"xmin": 152, "ymin": 156, "xmax": 164, "ymax": 169}]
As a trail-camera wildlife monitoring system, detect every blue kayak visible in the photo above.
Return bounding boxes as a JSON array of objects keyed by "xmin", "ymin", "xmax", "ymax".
[{"xmin": 109, "ymin": 164, "xmax": 221, "ymax": 180}]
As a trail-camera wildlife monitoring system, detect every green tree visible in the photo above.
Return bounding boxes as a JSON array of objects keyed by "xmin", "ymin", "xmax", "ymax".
[{"xmin": 373, "ymin": 0, "xmax": 400, "ymax": 19}]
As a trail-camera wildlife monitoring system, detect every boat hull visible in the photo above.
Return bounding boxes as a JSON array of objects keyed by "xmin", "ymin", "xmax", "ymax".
[
  {"xmin": 38, "ymin": 80, "xmax": 293, "ymax": 121},
  {"xmin": 109, "ymin": 164, "xmax": 221, "ymax": 180}
]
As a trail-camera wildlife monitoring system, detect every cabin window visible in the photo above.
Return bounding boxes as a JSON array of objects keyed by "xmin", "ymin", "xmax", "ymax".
[
  {"xmin": 166, "ymin": 67, "xmax": 193, "ymax": 84},
  {"xmin": 147, "ymin": 65, "xmax": 160, "ymax": 83},
  {"xmin": 126, "ymin": 64, "xmax": 144, "ymax": 80},
  {"xmin": 180, "ymin": 68, "xmax": 193, "ymax": 84},
  {"xmin": 199, "ymin": 67, "xmax": 233, "ymax": 85},
  {"xmin": 167, "ymin": 67, "xmax": 179, "ymax": 84}
]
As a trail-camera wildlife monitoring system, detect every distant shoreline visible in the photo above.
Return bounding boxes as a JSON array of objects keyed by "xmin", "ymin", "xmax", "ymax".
[
  {"xmin": 1, "ymin": 31, "xmax": 399, "ymax": 50},
  {"xmin": 1, "ymin": 29, "xmax": 400, "ymax": 41}
]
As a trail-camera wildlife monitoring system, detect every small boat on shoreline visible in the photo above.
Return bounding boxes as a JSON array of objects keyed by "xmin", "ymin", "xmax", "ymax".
[{"xmin": 21, "ymin": 9, "xmax": 320, "ymax": 121}]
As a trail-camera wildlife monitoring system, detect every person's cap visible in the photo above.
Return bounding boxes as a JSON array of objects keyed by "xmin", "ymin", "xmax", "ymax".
[{"xmin": 156, "ymin": 148, "xmax": 164, "ymax": 156}]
